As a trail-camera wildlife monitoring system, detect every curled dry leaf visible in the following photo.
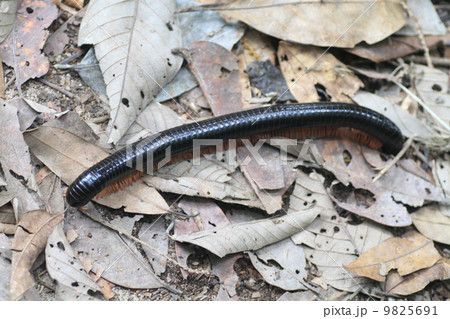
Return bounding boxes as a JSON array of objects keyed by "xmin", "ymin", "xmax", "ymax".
[
  {"xmin": 10, "ymin": 210, "xmax": 64, "ymax": 300},
  {"xmin": 46, "ymin": 224, "xmax": 103, "ymax": 300},
  {"xmin": 277, "ymin": 42, "xmax": 363, "ymax": 102},
  {"xmin": 345, "ymin": 231, "xmax": 442, "ymax": 282},
  {"xmin": 1, "ymin": 0, "xmax": 58, "ymax": 87},
  {"xmin": 412, "ymin": 204, "xmax": 450, "ymax": 245},
  {"xmin": 219, "ymin": 0, "xmax": 405, "ymax": 48},
  {"xmin": 78, "ymin": 0, "xmax": 183, "ymax": 144},
  {"xmin": 24, "ymin": 126, "xmax": 169, "ymax": 214},
  {"xmin": 385, "ymin": 259, "xmax": 450, "ymax": 296}
]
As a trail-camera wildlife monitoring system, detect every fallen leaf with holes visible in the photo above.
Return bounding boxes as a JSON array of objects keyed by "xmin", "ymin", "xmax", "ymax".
[
  {"xmin": 46, "ymin": 224, "xmax": 103, "ymax": 300},
  {"xmin": 385, "ymin": 258, "xmax": 450, "ymax": 296},
  {"xmin": 316, "ymin": 140, "xmax": 445, "ymax": 226},
  {"xmin": 347, "ymin": 35, "xmax": 444, "ymax": 63},
  {"xmin": 219, "ymin": 0, "xmax": 405, "ymax": 48},
  {"xmin": 66, "ymin": 205, "xmax": 168, "ymax": 290},
  {"xmin": 138, "ymin": 218, "xmax": 169, "ymax": 277},
  {"xmin": 413, "ymin": 64, "xmax": 450, "ymax": 125},
  {"xmin": 180, "ymin": 41, "xmax": 242, "ymax": 116},
  {"xmin": 345, "ymin": 231, "xmax": 442, "ymax": 282},
  {"xmin": 1, "ymin": 0, "xmax": 58, "ymax": 87},
  {"xmin": 277, "ymin": 42, "xmax": 363, "ymax": 102},
  {"xmin": 10, "ymin": 210, "xmax": 64, "ymax": 300},
  {"xmin": 289, "ymin": 171, "xmax": 392, "ymax": 292},
  {"xmin": 412, "ymin": 204, "xmax": 450, "ymax": 245},
  {"xmin": 79, "ymin": 0, "xmax": 183, "ymax": 144},
  {"xmin": 175, "ymin": 198, "xmax": 241, "ymax": 296},
  {"xmin": 24, "ymin": 126, "xmax": 169, "ymax": 214},
  {"xmin": 248, "ymin": 238, "xmax": 310, "ymax": 291}
]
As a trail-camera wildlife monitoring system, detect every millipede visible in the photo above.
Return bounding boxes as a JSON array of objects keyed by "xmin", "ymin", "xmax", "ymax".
[{"xmin": 66, "ymin": 103, "xmax": 404, "ymax": 207}]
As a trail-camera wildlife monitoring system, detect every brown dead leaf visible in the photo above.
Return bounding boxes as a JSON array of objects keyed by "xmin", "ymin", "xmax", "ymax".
[
  {"xmin": 179, "ymin": 41, "xmax": 242, "ymax": 116},
  {"xmin": 237, "ymin": 145, "xmax": 296, "ymax": 214},
  {"xmin": 277, "ymin": 42, "xmax": 363, "ymax": 102},
  {"xmin": 345, "ymin": 231, "xmax": 442, "ymax": 282},
  {"xmin": 385, "ymin": 259, "xmax": 450, "ymax": 296},
  {"xmin": 219, "ymin": 0, "xmax": 405, "ymax": 48},
  {"xmin": 1, "ymin": 0, "xmax": 58, "ymax": 87},
  {"xmin": 24, "ymin": 126, "xmax": 169, "ymax": 214},
  {"xmin": 347, "ymin": 35, "xmax": 444, "ymax": 63},
  {"xmin": 10, "ymin": 210, "xmax": 64, "ymax": 300}
]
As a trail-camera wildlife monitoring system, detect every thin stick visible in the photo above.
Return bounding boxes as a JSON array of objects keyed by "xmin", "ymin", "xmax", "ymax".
[
  {"xmin": 373, "ymin": 135, "xmax": 416, "ymax": 182},
  {"xmin": 405, "ymin": 56, "xmax": 450, "ymax": 67},
  {"xmin": 37, "ymin": 78, "xmax": 75, "ymax": 99},
  {"xmin": 401, "ymin": 2, "xmax": 433, "ymax": 68}
]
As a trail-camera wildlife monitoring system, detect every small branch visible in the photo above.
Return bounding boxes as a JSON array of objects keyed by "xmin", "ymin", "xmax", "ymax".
[
  {"xmin": 401, "ymin": 2, "xmax": 433, "ymax": 68},
  {"xmin": 37, "ymin": 78, "xmax": 75, "ymax": 99},
  {"xmin": 373, "ymin": 135, "xmax": 416, "ymax": 182},
  {"xmin": 405, "ymin": 56, "xmax": 450, "ymax": 67}
]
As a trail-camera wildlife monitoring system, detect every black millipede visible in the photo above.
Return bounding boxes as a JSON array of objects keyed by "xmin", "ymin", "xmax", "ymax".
[{"xmin": 66, "ymin": 103, "xmax": 404, "ymax": 207}]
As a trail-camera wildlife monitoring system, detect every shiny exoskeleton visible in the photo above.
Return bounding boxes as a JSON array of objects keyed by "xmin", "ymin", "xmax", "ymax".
[{"xmin": 66, "ymin": 103, "xmax": 403, "ymax": 207}]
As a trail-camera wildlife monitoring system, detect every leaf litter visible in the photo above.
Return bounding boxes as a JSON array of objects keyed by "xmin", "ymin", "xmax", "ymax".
[{"xmin": 1, "ymin": 0, "xmax": 450, "ymax": 301}]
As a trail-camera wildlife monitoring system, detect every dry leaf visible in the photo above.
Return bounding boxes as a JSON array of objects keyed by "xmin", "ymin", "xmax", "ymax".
[
  {"xmin": 172, "ymin": 206, "xmax": 321, "ymax": 257},
  {"xmin": 180, "ymin": 41, "xmax": 243, "ymax": 116},
  {"xmin": 0, "ymin": 0, "xmax": 18, "ymax": 42},
  {"xmin": 66, "ymin": 206, "xmax": 168, "ymax": 290},
  {"xmin": 10, "ymin": 210, "xmax": 64, "ymax": 300},
  {"xmin": 24, "ymin": 126, "xmax": 169, "ymax": 214},
  {"xmin": 347, "ymin": 35, "xmax": 444, "ymax": 63},
  {"xmin": 219, "ymin": 0, "xmax": 405, "ymax": 48},
  {"xmin": 0, "ymin": 100, "xmax": 40, "ymax": 217},
  {"xmin": 138, "ymin": 218, "xmax": 169, "ymax": 276},
  {"xmin": 248, "ymin": 238, "xmax": 309, "ymax": 291},
  {"xmin": 1, "ymin": 0, "xmax": 57, "ymax": 87},
  {"xmin": 413, "ymin": 65, "xmax": 450, "ymax": 125},
  {"xmin": 46, "ymin": 224, "xmax": 103, "ymax": 300},
  {"xmin": 396, "ymin": 0, "xmax": 446, "ymax": 36},
  {"xmin": 79, "ymin": 0, "xmax": 183, "ymax": 144},
  {"xmin": 353, "ymin": 91, "xmax": 433, "ymax": 139},
  {"xmin": 345, "ymin": 231, "xmax": 442, "ymax": 282},
  {"xmin": 277, "ymin": 42, "xmax": 363, "ymax": 102},
  {"xmin": 385, "ymin": 259, "xmax": 450, "ymax": 296},
  {"xmin": 412, "ymin": 204, "xmax": 450, "ymax": 245},
  {"xmin": 118, "ymin": 102, "xmax": 185, "ymax": 147}
]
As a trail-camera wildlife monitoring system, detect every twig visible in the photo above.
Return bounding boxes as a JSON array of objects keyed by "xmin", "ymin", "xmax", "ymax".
[
  {"xmin": 4, "ymin": 74, "xmax": 16, "ymax": 90},
  {"xmin": 78, "ymin": 208, "xmax": 210, "ymax": 276},
  {"xmin": 390, "ymin": 78, "xmax": 450, "ymax": 133},
  {"xmin": 401, "ymin": 2, "xmax": 433, "ymax": 68},
  {"xmin": 405, "ymin": 56, "xmax": 450, "ymax": 67},
  {"xmin": 37, "ymin": 78, "xmax": 75, "ymax": 99},
  {"xmin": 373, "ymin": 135, "xmax": 416, "ymax": 182}
]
